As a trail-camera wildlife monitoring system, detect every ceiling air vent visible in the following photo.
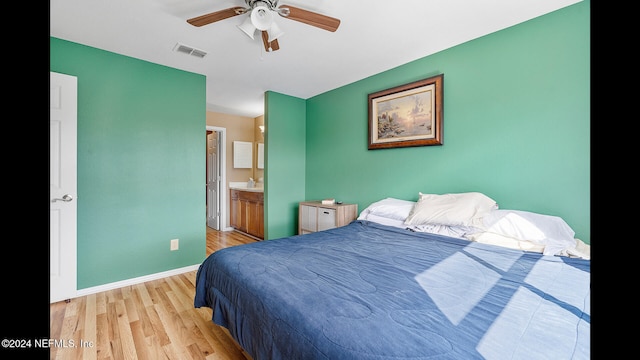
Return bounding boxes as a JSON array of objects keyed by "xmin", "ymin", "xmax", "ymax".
[{"xmin": 173, "ymin": 43, "xmax": 207, "ymax": 58}]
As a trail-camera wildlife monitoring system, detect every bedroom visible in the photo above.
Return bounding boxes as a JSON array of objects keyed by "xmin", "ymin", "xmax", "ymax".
[{"xmin": 44, "ymin": 0, "xmax": 589, "ymax": 357}]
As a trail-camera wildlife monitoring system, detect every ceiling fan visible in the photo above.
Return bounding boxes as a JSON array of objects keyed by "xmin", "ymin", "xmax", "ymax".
[{"xmin": 187, "ymin": 0, "xmax": 340, "ymax": 52}]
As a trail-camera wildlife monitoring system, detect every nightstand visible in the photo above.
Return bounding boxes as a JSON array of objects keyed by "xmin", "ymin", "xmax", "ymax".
[{"xmin": 298, "ymin": 201, "xmax": 358, "ymax": 235}]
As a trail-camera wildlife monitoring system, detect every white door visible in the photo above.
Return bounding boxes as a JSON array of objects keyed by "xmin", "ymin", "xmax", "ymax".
[
  {"xmin": 50, "ymin": 72, "xmax": 77, "ymax": 303},
  {"xmin": 206, "ymin": 130, "xmax": 221, "ymax": 229}
]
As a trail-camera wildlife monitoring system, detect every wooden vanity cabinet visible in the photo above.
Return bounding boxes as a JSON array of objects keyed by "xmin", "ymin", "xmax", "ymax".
[{"xmin": 230, "ymin": 189, "xmax": 264, "ymax": 239}]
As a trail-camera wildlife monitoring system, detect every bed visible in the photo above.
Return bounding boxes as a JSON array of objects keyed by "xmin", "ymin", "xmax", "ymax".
[{"xmin": 195, "ymin": 193, "xmax": 590, "ymax": 359}]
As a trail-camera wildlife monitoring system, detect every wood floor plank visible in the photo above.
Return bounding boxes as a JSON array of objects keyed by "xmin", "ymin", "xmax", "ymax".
[
  {"xmin": 128, "ymin": 287, "xmax": 152, "ymax": 339},
  {"xmin": 96, "ymin": 291, "xmax": 107, "ymax": 315},
  {"xmin": 96, "ymin": 312, "xmax": 112, "ymax": 359},
  {"xmin": 187, "ymin": 343, "xmax": 205, "ymax": 360},
  {"xmin": 50, "ymin": 228, "xmax": 256, "ymax": 360},
  {"xmin": 121, "ymin": 286, "xmax": 133, "ymax": 303},
  {"xmin": 164, "ymin": 276, "xmax": 191, "ymax": 313},
  {"xmin": 106, "ymin": 287, "xmax": 122, "ymax": 304},
  {"xmin": 50, "ymin": 301, "xmax": 66, "ymax": 350},
  {"xmin": 82, "ymin": 294, "xmax": 98, "ymax": 360},
  {"xmin": 55, "ymin": 304, "xmax": 80, "ymax": 360},
  {"xmin": 135, "ymin": 282, "xmax": 154, "ymax": 308},
  {"xmin": 143, "ymin": 281, "xmax": 161, "ymax": 308},
  {"xmin": 106, "ymin": 302, "xmax": 125, "ymax": 359},
  {"xmin": 185, "ymin": 324, "xmax": 217, "ymax": 359},
  {"xmin": 129, "ymin": 320, "xmax": 154, "ymax": 360},
  {"xmin": 144, "ymin": 335, "xmax": 169, "ymax": 360},
  {"xmin": 124, "ymin": 293, "xmax": 140, "ymax": 323},
  {"xmin": 189, "ymin": 307, "xmax": 246, "ymax": 360},
  {"xmin": 160, "ymin": 342, "xmax": 189, "ymax": 360},
  {"xmin": 143, "ymin": 303, "xmax": 171, "ymax": 347},
  {"xmin": 114, "ymin": 300, "xmax": 137, "ymax": 360},
  {"xmin": 154, "ymin": 290, "xmax": 200, "ymax": 359}
]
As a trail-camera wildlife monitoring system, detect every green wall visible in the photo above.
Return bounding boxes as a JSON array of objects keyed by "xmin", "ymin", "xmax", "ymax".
[
  {"xmin": 50, "ymin": 37, "xmax": 206, "ymax": 289},
  {"xmin": 303, "ymin": 0, "xmax": 590, "ymax": 243},
  {"xmin": 264, "ymin": 91, "xmax": 307, "ymax": 239}
]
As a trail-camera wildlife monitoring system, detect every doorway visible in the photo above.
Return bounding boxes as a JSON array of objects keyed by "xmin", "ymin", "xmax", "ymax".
[
  {"xmin": 206, "ymin": 126, "xmax": 226, "ymax": 230},
  {"xmin": 50, "ymin": 71, "xmax": 78, "ymax": 303}
]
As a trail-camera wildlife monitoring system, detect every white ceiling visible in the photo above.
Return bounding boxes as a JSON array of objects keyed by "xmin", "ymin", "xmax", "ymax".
[{"xmin": 50, "ymin": 0, "xmax": 581, "ymax": 118}]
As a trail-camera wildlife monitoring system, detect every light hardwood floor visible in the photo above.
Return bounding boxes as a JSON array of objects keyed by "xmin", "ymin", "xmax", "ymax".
[{"xmin": 50, "ymin": 228, "xmax": 258, "ymax": 360}]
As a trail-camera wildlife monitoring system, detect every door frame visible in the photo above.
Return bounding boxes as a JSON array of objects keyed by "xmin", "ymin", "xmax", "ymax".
[
  {"xmin": 206, "ymin": 126, "xmax": 227, "ymax": 230},
  {"xmin": 206, "ymin": 129, "xmax": 221, "ymax": 229}
]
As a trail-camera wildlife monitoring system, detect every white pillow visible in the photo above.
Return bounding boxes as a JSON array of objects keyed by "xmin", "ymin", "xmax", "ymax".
[
  {"xmin": 358, "ymin": 197, "xmax": 415, "ymax": 221},
  {"xmin": 360, "ymin": 213, "xmax": 408, "ymax": 228},
  {"xmin": 466, "ymin": 232, "xmax": 546, "ymax": 253},
  {"xmin": 472, "ymin": 209, "xmax": 577, "ymax": 256},
  {"xmin": 404, "ymin": 192, "xmax": 498, "ymax": 227}
]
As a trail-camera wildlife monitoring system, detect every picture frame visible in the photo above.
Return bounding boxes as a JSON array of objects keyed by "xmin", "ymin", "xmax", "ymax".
[{"xmin": 368, "ymin": 74, "xmax": 443, "ymax": 150}]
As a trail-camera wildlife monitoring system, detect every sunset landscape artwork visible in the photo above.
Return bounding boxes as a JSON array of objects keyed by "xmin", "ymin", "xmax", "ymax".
[
  {"xmin": 368, "ymin": 74, "xmax": 443, "ymax": 150},
  {"xmin": 374, "ymin": 88, "xmax": 434, "ymax": 140}
]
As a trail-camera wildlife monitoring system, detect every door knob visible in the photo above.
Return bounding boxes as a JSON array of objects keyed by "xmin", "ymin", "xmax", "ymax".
[{"xmin": 52, "ymin": 194, "xmax": 73, "ymax": 202}]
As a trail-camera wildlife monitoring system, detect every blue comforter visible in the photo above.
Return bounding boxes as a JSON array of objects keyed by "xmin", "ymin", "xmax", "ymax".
[{"xmin": 195, "ymin": 220, "xmax": 590, "ymax": 359}]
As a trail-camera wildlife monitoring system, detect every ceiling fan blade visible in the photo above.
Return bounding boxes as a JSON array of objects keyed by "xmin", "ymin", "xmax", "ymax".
[
  {"xmin": 279, "ymin": 5, "xmax": 340, "ymax": 32},
  {"xmin": 261, "ymin": 31, "xmax": 280, "ymax": 52},
  {"xmin": 187, "ymin": 7, "xmax": 245, "ymax": 27}
]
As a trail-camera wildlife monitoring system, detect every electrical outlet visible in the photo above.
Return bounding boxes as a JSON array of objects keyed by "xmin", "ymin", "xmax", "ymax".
[{"xmin": 170, "ymin": 239, "xmax": 179, "ymax": 251}]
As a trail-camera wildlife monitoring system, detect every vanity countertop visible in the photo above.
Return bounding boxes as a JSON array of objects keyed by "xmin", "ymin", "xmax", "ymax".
[{"xmin": 229, "ymin": 182, "xmax": 264, "ymax": 193}]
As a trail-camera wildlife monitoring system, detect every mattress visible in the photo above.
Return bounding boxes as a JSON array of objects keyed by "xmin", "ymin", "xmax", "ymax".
[{"xmin": 195, "ymin": 220, "xmax": 590, "ymax": 359}]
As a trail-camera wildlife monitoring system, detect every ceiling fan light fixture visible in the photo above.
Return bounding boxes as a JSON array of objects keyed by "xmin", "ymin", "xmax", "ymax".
[
  {"xmin": 237, "ymin": 16, "xmax": 257, "ymax": 39},
  {"xmin": 250, "ymin": 4, "xmax": 274, "ymax": 31},
  {"xmin": 267, "ymin": 22, "xmax": 284, "ymax": 42}
]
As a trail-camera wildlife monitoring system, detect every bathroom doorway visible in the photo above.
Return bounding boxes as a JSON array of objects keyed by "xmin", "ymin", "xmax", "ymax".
[{"xmin": 206, "ymin": 126, "xmax": 226, "ymax": 230}]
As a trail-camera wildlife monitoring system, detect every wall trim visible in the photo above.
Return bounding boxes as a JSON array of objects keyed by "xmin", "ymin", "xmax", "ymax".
[{"xmin": 75, "ymin": 264, "xmax": 201, "ymax": 298}]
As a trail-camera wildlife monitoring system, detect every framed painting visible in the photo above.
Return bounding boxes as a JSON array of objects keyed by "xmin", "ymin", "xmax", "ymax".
[{"xmin": 368, "ymin": 74, "xmax": 443, "ymax": 150}]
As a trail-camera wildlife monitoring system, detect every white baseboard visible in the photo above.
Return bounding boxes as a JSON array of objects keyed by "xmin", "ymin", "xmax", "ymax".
[{"xmin": 75, "ymin": 264, "xmax": 201, "ymax": 298}]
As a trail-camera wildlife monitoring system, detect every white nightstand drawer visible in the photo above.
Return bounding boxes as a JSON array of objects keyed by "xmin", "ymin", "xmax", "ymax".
[
  {"xmin": 317, "ymin": 208, "xmax": 336, "ymax": 231},
  {"xmin": 300, "ymin": 205, "xmax": 317, "ymax": 231}
]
